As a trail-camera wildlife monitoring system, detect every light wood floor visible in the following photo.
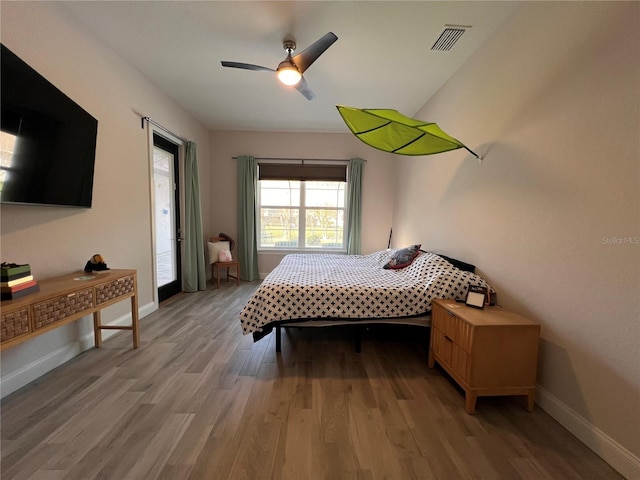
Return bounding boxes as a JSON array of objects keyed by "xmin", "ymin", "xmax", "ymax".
[{"xmin": 1, "ymin": 281, "xmax": 623, "ymax": 480}]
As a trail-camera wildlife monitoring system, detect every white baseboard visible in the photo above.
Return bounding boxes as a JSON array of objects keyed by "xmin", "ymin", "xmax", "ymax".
[
  {"xmin": 0, "ymin": 341, "xmax": 84, "ymax": 398},
  {"xmin": 0, "ymin": 301, "xmax": 156, "ymax": 399},
  {"xmin": 537, "ymin": 385, "xmax": 640, "ymax": 479}
]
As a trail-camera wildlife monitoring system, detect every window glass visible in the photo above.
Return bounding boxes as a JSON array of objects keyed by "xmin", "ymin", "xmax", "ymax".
[
  {"xmin": 259, "ymin": 207, "xmax": 299, "ymax": 248},
  {"xmin": 258, "ymin": 176, "xmax": 346, "ymax": 250},
  {"xmin": 260, "ymin": 180, "xmax": 300, "ymax": 207},
  {"xmin": 306, "ymin": 181, "xmax": 345, "ymax": 208},
  {"xmin": 305, "ymin": 208, "xmax": 344, "ymax": 248}
]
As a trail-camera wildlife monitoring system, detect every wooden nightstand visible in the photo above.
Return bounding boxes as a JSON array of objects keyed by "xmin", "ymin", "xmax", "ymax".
[{"xmin": 428, "ymin": 298, "xmax": 540, "ymax": 414}]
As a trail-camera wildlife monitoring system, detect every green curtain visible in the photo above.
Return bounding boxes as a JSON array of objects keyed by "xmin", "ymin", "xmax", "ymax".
[
  {"xmin": 183, "ymin": 141, "xmax": 207, "ymax": 291},
  {"xmin": 236, "ymin": 155, "xmax": 260, "ymax": 281},
  {"xmin": 346, "ymin": 157, "xmax": 364, "ymax": 255}
]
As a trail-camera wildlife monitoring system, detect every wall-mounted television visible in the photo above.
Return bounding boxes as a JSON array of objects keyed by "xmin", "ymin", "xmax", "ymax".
[{"xmin": 1, "ymin": 44, "xmax": 98, "ymax": 208}]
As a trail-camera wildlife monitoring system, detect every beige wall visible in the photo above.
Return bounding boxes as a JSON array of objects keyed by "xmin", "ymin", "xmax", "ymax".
[
  {"xmin": 208, "ymin": 130, "xmax": 396, "ymax": 275},
  {"xmin": 391, "ymin": 3, "xmax": 639, "ymax": 477},
  {"xmin": 0, "ymin": 3, "xmax": 211, "ymax": 395}
]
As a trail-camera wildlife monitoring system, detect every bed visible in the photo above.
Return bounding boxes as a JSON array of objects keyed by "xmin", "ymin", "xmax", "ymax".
[{"xmin": 239, "ymin": 248, "xmax": 493, "ymax": 352}]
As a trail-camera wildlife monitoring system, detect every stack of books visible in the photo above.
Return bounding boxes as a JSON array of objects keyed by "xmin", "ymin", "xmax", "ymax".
[{"xmin": 1, "ymin": 263, "xmax": 39, "ymax": 300}]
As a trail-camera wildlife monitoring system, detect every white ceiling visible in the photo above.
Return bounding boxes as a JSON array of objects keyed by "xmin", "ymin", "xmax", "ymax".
[{"xmin": 58, "ymin": 1, "xmax": 519, "ymax": 133}]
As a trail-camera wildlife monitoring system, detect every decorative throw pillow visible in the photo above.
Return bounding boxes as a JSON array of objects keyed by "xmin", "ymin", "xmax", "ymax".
[
  {"xmin": 383, "ymin": 244, "xmax": 421, "ymax": 270},
  {"xmin": 207, "ymin": 241, "xmax": 230, "ymax": 263},
  {"xmin": 218, "ymin": 249, "xmax": 233, "ymax": 262}
]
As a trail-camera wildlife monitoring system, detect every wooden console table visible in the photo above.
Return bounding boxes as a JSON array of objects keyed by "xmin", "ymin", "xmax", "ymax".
[{"xmin": 1, "ymin": 269, "xmax": 139, "ymax": 350}]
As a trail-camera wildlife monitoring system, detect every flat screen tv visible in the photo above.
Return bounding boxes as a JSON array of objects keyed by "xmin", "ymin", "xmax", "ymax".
[{"xmin": 1, "ymin": 44, "xmax": 98, "ymax": 208}]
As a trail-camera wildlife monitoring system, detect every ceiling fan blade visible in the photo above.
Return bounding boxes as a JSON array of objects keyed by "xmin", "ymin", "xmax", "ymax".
[
  {"xmin": 221, "ymin": 61, "xmax": 275, "ymax": 72},
  {"xmin": 292, "ymin": 32, "xmax": 338, "ymax": 74},
  {"xmin": 294, "ymin": 76, "xmax": 315, "ymax": 100}
]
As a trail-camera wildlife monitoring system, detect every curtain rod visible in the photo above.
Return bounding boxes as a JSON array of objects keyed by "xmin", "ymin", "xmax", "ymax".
[
  {"xmin": 141, "ymin": 116, "xmax": 188, "ymax": 143},
  {"xmin": 231, "ymin": 156, "xmax": 364, "ymax": 162}
]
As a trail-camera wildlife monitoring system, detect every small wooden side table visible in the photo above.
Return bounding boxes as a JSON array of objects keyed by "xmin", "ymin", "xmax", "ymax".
[{"xmin": 428, "ymin": 298, "xmax": 540, "ymax": 414}]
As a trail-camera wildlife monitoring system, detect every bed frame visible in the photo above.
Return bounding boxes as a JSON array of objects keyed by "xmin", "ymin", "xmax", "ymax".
[{"xmin": 273, "ymin": 315, "xmax": 431, "ymax": 353}]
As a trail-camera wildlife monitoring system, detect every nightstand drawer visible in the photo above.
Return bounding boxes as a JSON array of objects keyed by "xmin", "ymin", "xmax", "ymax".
[
  {"xmin": 431, "ymin": 323, "xmax": 470, "ymax": 379},
  {"xmin": 432, "ymin": 304, "xmax": 473, "ymax": 352}
]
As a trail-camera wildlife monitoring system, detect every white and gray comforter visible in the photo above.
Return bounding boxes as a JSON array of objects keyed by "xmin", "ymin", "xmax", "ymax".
[{"xmin": 240, "ymin": 250, "xmax": 493, "ymax": 338}]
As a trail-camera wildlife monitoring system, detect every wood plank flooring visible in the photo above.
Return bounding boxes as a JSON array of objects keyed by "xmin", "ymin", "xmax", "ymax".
[{"xmin": 1, "ymin": 281, "xmax": 624, "ymax": 479}]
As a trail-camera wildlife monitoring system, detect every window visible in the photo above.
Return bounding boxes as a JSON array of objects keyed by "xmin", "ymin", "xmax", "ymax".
[
  {"xmin": 0, "ymin": 131, "xmax": 17, "ymax": 193},
  {"xmin": 258, "ymin": 166, "xmax": 347, "ymax": 251}
]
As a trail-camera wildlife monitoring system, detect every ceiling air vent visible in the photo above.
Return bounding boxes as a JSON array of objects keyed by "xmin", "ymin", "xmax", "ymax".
[{"xmin": 431, "ymin": 25, "xmax": 471, "ymax": 51}]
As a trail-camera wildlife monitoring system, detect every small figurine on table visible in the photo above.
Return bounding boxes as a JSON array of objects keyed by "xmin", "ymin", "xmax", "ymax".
[{"xmin": 84, "ymin": 254, "xmax": 110, "ymax": 272}]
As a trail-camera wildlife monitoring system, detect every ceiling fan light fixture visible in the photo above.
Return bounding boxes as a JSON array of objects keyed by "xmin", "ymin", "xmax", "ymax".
[
  {"xmin": 277, "ymin": 60, "xmax": 301, "ymax": 86},
  {"xmin": 221, "ymin": 32, "xmax": 338, "ymax": 99}
]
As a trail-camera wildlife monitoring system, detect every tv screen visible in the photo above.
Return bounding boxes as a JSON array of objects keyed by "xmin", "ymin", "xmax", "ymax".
[{"xmin": 1, "ymin": 44, "xmax": 98, "ymax": 208}]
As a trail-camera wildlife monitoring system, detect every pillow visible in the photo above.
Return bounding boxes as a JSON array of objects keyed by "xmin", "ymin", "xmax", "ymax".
[
  {"xmin": 383, "ymin": 244, "xmax": 421, "ymax": 270},
  {"xmin": 218, "ymin": 249, "xmax": 233, "ymax": 262},
  {"xmin": 436, "ymin": 254, "xmax": 475, "ymax": 273},
  {"xmin": 207, "ymin": 241, "xmax": 230, "ymax": 263}
]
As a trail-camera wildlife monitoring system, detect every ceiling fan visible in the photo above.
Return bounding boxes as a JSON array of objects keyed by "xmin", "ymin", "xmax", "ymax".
[{"xmin": 221, "ymin": 32, "xmax": 338, "ymax": 100}]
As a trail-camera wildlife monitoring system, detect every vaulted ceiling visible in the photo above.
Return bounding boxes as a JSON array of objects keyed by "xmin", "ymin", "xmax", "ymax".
[{"xmin": 59, "ymin": 1, "xmax": 519, "ymax": 132}]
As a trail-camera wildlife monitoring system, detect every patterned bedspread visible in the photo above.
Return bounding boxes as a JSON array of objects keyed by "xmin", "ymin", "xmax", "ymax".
[{"xmin": 240, "ymin": 250, "xmax": 493, "ymax": 337}]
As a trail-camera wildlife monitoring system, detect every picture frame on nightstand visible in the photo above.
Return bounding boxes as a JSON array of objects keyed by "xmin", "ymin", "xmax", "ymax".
[{"xmin": 465, "ymin": 285, "xmax": 487, "ymax": 309}]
